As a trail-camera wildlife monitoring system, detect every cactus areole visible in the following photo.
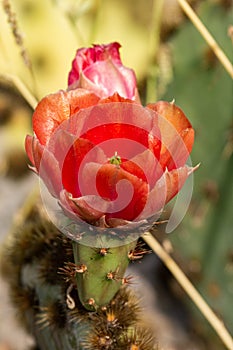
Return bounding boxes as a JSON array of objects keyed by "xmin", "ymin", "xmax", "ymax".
[{"xmin": 25, "ymin": 42, "xmax": 196, "ymax": 310}]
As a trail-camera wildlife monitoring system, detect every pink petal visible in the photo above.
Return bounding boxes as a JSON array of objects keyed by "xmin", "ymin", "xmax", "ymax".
[
  {"xmin": 83, "ymin": 59, "xmax": 136, "ymax": 99},
  {"xmin": 39, "ymin": 147, "xmax": 63, "ymax": 197},
  {"xmin": 59, "ymin": 190, "xmax": 108, "ymax": 222},
  {"xmin": 67, "ymin": 42, "xmax": 137, "ymax": 100},
  {"xmin": 25, "ymin": 135, "xmax": 45, "ymax": 173}
]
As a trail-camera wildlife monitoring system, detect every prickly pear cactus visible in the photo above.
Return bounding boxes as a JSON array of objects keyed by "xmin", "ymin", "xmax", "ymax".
[
  {"xmin": 161, "ymin": 0, "xmax": 233, "ymax": 341},
  {"xmin": 72, "ymin": 240, "xmax": 137, "ymax": 311},
  {"xmin": 0, "ymin": 198, "xmax": 158, "ymax": 350}
]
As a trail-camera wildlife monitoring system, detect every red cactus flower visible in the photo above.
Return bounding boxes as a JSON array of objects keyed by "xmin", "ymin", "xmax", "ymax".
[
  {"xmin": 68, "ymin": 42, "xmax": 138, "ymax": 101},
  {"xmin": 25, "ymin": 90, "xmax": 196, "ymax": 230}
]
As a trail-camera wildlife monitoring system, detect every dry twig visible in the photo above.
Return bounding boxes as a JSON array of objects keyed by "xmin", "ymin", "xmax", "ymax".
[
  {"xmin": 177, "ymin": 0, "xmax": 233, "ymax": 79},
  {"xmin": 142, "ymin": 232, "xmax": 233, "ymax": 350}
]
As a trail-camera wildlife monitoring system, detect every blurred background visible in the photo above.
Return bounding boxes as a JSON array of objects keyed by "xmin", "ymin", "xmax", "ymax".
[{"xmin": 0, "ymin": 0, "xmax": 232, "ymax": 349}]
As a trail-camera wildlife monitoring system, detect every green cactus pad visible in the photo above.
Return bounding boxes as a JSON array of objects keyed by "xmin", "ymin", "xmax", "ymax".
[{"xmin": 72, "ymin": 240, "xmax": 137, "ymax": 310}]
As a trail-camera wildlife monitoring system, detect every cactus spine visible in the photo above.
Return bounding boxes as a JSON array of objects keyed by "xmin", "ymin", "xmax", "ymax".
[{"xmin": 0, "ymin": 201, "xmax": 157, "ymax": 349}]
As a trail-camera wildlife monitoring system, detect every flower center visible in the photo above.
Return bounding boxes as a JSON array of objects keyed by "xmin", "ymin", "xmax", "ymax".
[{"xmin": 109, "ymin": 151, "xmax": 121, "ymax": 165}]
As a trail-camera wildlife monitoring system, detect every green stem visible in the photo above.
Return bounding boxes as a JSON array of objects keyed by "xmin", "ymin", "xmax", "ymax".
[{"xmin": 72, "ymin": 239, "xmax": 137, "ymax": 311}]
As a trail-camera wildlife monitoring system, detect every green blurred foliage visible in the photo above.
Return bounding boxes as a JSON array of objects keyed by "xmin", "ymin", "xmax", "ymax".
[{"xmin": 162, "ymin": 1, "xmax": 233, "ymax": 338}]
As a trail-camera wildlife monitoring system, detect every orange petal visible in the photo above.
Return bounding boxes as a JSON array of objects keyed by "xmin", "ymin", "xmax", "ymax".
[
  {"xmin": 25, "ymin": 135, "xmax": 62, "ymax": 197},
  {"xmin": 33, "ymin": 90, "xmax": 70, "ymax": 145},
  {"xmin": 33, "ymin": 89, "xmax": 99, "ymax": 145},
  {"xmin": 67, "ymin": 88, "xmax": 100, "ymax": 115},
  {"xmin": 147, "ymin": 101, "xmax": 194, "ymax": 170},
  {"xmin": 138, "ymin": 165, "xmax": 196, "ymax": 220},
  {"xmin": 99, "ymin": 92, "xmax": 135, "ymax": 104}
]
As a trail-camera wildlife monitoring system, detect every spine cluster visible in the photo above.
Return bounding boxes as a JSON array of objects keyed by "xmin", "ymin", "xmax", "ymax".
[{"xmin": 1, "ymin": 203, "xmax": 158, "ymax": 350}]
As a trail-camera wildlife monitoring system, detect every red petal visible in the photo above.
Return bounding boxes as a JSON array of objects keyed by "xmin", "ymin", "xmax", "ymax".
[
  {"xmin": 120, "ymin": 149, "xmax": 159, "ymax": 187},
  {"xmin": 83, "ymin": 123, "xmax": 152, "ymax": 159},
  {"xmin": 33, "ymin": 89, "xmax": 99, "ymax": 145},
  {"xmin": 25, "ymin": 135, "xmax": 35, "ymax": 165},
  {"xmin": 62, "ymin": 138, "xmax": 107, "ymax": 198},
  {"xmin": 25, "ymin": 135, "xmax": 45, "ymax": 172},
  {"xmin": 138, "ymin": 165, "xmax": 196, "ymax": 220},
  {"xmin": 78, "ymin": 162, "xmax": 103, "ymax": 198},
  {"xmin": 94, "ymin": 163, "xmax": 149, "ymax": 221},
  {"xmin": 68, "ymin": 101, "xmax": 161, "ymax": 161},
  {"xmin": 47, "ymin": 129, "xmax": 76, "ymax": 166},
  {"xmin": 147, "ymin": 101, "xmax": 194, "ymax": 170},
  {"xmin": 25, "ymin": 137, "xmax": 62, "ymax": 197},
  {"xmin": 164, "ymin": 166, "xmax": 189, "ymax": 203}
]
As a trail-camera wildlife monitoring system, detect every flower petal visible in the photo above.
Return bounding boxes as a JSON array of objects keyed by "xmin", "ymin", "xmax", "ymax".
[
  {"xmin": 67, "ymin": 88, "xmax": 100, "ymax": 115},
  {"xmin": 94, "ymin": 163, "xmax": 149, "ymax": 221},
  {"xmin": 99, "ymin": 92, "xmax": 134, "ymax": 104},
  {"xmin": 39, "ymin": 147, "xmax": 62, "ymax": 197},
  {"xmin": 68, "ymin": 42, "xmax": 137, "ymax": 100},
  {"xmin": 59, "ymin": 190, "xmax": 108, "ymax": 222},
  {"xmin": 67, "ymin": 101, "xmax": 161, "ymax": 161},
  {"xmin": 25, "ymin": 135, "xmax": 35, "ymax": 166},
  {"xmin": 138, "ymin": 165, "xmax": 196, "ymax": 220},
  {"xmin": 25, "ymin": 135, "xmax": 45, "ymax": 173},
  {"xmin": 120, "ymin": 149, "xmax": 159, "ymax": 188},
  {"xmin": 32, "ymin": 89, "xmax": 99, "ymax": 145},
  {"xmin": 62, "ymin": 138, "xmax": 107, "ymax": 198},
  {"xmin": 68, "ymin": 43, "xmax": 122, "ymax": 86},
  {"xmin": 33, "ymin": 90, "xmax": 70, "ymax": 146},
  {"xmin": 82, "ymin": 59, "xmax": 136, "ymax": 99},
  {"xmin": 147, "ymin": 101, "xmax": 194, "ymax": 170}
]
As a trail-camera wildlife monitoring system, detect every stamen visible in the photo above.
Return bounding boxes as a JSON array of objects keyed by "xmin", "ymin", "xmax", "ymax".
[{"xmin": 109, "ymin": 151, "xmax": 121, "ymax": 165}]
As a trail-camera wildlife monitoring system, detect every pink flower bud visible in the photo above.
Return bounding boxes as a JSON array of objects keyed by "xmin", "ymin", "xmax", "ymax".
[{"xmin": 68, "ymin": 42, "xmax": 138, "ymax": 100}]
